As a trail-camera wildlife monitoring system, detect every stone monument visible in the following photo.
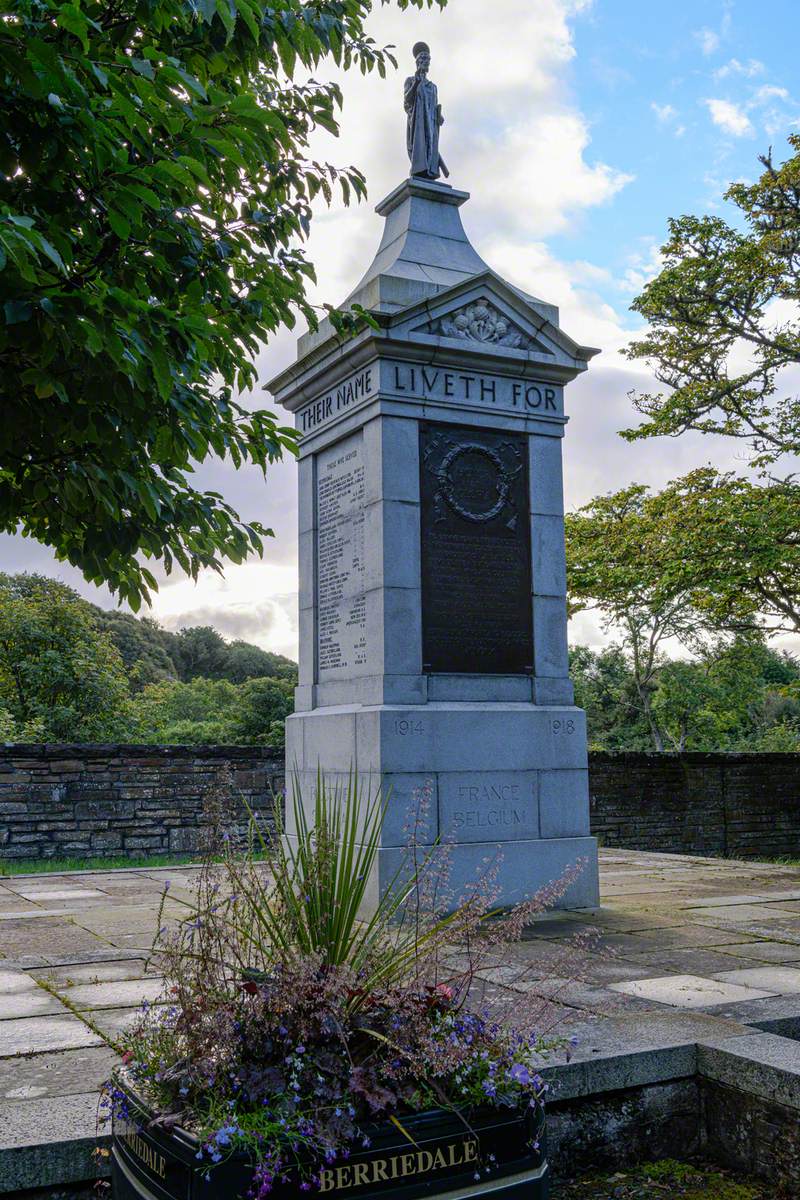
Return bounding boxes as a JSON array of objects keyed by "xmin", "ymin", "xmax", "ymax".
[{"xmin": 267, "ymin": 46, "xmax": 600, "ymax": 910}]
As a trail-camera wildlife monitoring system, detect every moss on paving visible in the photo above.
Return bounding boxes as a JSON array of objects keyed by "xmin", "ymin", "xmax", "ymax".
[{"xmin": 558, "ymin": 1160, "xmax": 773, "ymax": 1199}]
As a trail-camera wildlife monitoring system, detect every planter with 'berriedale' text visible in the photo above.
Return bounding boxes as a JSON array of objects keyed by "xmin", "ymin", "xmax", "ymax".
[{"xmin": 112, "ymin": 1079, "xmax": 549, "ymax": 1200}]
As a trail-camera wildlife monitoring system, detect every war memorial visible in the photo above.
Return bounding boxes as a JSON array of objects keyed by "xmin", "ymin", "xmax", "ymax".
[
  {"xmin": 268, "ymin": 42, "xmax": 600, "ymax": 910},
  {"xmin": 4, "ymin": 41, "xmax": 800, "ymax": 1200}
]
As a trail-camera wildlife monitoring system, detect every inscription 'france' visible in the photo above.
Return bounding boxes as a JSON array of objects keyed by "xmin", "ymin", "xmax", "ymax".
[{"xmin": 316, "ymin": 433, "xmax": 367, "ymax": 676}]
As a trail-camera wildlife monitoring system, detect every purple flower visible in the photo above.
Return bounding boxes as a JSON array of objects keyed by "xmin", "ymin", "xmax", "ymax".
[{"xmin": 509, "ymin": 1063, "xmax": 531, "ymax": 1085}]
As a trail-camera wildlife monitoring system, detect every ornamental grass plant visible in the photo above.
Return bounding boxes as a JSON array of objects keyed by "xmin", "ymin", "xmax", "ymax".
[{"xmin": 104, "ymin": 775, "xmax": 586, "ymax": 1195}]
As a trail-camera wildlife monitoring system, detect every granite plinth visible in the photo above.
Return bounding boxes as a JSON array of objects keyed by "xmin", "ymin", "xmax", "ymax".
[{"xmin": 286, "ymin": 702, "xmax": 599, "ymax": 911}]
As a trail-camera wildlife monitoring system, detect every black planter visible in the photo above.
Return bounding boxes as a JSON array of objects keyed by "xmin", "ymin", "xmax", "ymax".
[{"xmin": 112, "ymin": 1080, "xmax": 548, "ymax": 1200}]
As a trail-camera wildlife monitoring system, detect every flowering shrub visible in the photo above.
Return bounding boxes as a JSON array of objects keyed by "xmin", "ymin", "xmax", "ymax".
[{"xmin": 104, "ymin": 775, "xmax": 583, "ymax": 1194}]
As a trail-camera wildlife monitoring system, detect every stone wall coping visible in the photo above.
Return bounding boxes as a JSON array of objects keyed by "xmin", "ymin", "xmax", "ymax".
[
  {"xmin": 590, "ymin": 750, "xmax": 800, "ymax": 764},
  {"xmin": 0, "ymin": 743, "xmax": 284, "ymax": 758},
  {"xmin": 2, "ymin": 744, "xmax": 796, "ymax": 763},
  {"xmin": 697, "ymin": 1031, "xmax": 800, "ymax": 1112},
  {"xmin": 5, "ymin": 1020, "xmax": 800, "ymax": 1194}
]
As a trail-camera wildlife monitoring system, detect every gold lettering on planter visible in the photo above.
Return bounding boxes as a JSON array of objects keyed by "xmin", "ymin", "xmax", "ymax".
[
  {"xmin": 122, "ymin": 1130, "xmax": 167, "ymax": 1179},
  {"xmin": 317, "ymin": 1139, "xmax": 479, "ymax": 1192}
]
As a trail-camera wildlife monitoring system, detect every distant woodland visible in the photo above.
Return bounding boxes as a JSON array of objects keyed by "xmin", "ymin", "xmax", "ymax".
[
  {"xmin": 0, "ymin": 573, "xmax": 295, "ymax": 746},
  {"xmin": 1, "ymin": 572, "xmax": 797, "ymax": 751}
]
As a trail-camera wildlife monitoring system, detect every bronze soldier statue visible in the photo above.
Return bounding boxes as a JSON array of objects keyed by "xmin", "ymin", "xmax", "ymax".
[{"xmin": 404, "ymin": 42, "xmax": 449, "ymax": 180}]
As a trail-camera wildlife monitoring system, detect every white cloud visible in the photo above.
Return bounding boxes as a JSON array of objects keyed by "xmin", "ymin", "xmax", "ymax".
[
  {"xmin": 752, "ymin": 85, "xmax": 790, "ymax": 105},
  {"xmin": 703, "ymin": 97, "xmax": 754, "ymax": 137},
  {"xmin": 296, "ymin": 0, "xmax": 631, "ymax": 303},
  {"xmin": 714, "ymin": 58, "xmax": 764, "ymax": 80},
  {"xmin": 651, "ymin": 102, "xmax": 677, "ymax": 124},
  {"xmin": 153, "ymin": 567, "xmax": 300, "ymax": 659},
  {"xmin": 695, "ymin": 28, "xmax": 720, "ymax": 56}
]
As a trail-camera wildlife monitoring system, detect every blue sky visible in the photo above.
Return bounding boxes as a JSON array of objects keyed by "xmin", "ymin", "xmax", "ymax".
[
  {"xmin": 565, "ymin": 0, "xmax": 800, "ymax": 299},
  {"xmin": 3, "ymin": 0, "xmax": 798, "ymax": 656}
]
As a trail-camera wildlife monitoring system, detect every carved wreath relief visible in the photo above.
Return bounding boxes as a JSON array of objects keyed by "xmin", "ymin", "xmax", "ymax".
[
  {"xmin": 423, "ymin": 430, "xmax": 524, "ymax": 529},
  {"xmin": 424, "ymin": 298, "xmax": 532, "ymax": 350}
]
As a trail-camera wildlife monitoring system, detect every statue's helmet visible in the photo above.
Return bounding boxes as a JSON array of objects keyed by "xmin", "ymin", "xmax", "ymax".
[{"xmin": 412, "ymin": 41, "xmax": 431, "ymax": 61}]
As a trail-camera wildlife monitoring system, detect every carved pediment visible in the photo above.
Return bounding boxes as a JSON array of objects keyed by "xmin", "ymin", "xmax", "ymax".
[{"xmin": 414, "ymin": 297, "xmax": 538, "ymax": 350}]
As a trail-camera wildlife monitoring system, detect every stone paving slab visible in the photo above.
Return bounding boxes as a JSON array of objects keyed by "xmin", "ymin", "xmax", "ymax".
[
  {"xmin": 608, "ymin": 973, "xmax": 777, "ymax": 1008},
  {"xmin": 0, "ymin": 1045, "xmax": 116, "ymax": 1100},
  {"xmin": 711, "ymin": 965, "xmax": 800, "ymax": 994},
  {"xmin": 1, "ymin": 990, "xmax": 72, "ymax": 1019},
  {"xmin": 36, "ymin": 958, "xmax": 149, "ymax": 986},
  {"xmin": 59, "ymin": 977, "xmax": 166, "ymax": 1010},
  {"xmin": 0, "ymin": 1015, "xmax": 103, "ymax": 1057},
  {"xmin": 715, "ymin": 940, "xmax": 800, "ymax": 963}
]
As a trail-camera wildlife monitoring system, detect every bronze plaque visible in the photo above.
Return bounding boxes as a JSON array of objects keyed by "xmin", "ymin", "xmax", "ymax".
[{"xmin": 420, "ymin": 422, "xmax": 533, "ymax": 674}]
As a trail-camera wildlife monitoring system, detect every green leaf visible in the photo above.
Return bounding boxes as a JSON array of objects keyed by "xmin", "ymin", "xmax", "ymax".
[
  {"xmin": 106, "ymin": 209, "xmax": 131, "ymax": 240},
  {"xmin": 56, "ymin": 6, "xmax": 89, "ymax": 51},
  {"xmin": 4, "ymin": 300, "xmax": 33, "ymax": 324}
]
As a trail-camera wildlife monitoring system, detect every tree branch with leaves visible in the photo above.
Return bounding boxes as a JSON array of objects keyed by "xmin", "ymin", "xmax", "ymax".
[
  {"xmin": 0, "ymin": 0, "xmax": 445, "ymax": 608},
  {"xmin": 623, "ymin": 134, "xmax": 800, "ymax": 469}
]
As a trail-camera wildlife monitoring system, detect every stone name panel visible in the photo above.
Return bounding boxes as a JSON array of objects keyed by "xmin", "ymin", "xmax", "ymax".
[
  {"xmin": 296, "ymin": 359, "xmax": 564, "ymax": 436},
  {"xmin": 386, "ymin": 361, "xmax": 562, "ymax": 416},
  {"xmin": 438, "ymin": 773, "xmax": 538, "ymax": 842},
  {"xmin": 419, "ymin": 421, "xmax": 533, "ymax": 675},
  {"xmin": 299, "ymin": 365, "xmax": 377, "ymax": 434},
  {"xmin": 316, "ymin": 431, "xmax": 367, "ymax": 679}
]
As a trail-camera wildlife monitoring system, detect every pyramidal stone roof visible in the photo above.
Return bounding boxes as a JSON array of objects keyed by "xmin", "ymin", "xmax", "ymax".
[{"xmin": 296, "ymin": 176, "xmax": 561, "ymax": 360}]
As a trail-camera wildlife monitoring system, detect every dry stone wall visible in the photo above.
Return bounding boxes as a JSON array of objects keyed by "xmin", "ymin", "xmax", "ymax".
[
  {"xmin": 590, "ymin": 751, "xmax": 800, "ymax": 859},
  {"xmin": 0, "ymin": 746, "xmax": 798, "ymax": 862},
  {"xmin": 0, "ymin": 745, "xmax": 283, "ymax": 861}
]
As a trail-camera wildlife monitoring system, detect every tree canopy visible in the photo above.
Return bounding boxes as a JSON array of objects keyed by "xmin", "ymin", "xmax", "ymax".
[
  {"xmin": 624, "ymin": 134, "xmax": 800, "ymax": 469},
  {"xmin": 0, "ymin": 572, "xmax": 297, "ymax": 742},
  {"xmin": 565, "ymin": 481, "xmax": 713, "ymax": 749},
  {"xmin": 0, "ymin": 572, "xmax": 130, "ymax": 740},
  {"xmin": 572, "ymin": 639, "xmax": 800, "ymax": 754},
  {"xmin": 0, "ymin": 0, "xmax": 444, "ymax": 608}
]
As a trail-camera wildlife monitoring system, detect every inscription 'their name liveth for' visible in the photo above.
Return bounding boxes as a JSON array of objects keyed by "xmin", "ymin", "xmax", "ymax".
[{"xmin": 316, "ymin": 432, "xmax": 367, "ymax": 676}]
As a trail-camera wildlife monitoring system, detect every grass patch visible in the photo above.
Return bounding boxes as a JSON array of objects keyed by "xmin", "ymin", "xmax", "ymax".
[
  {"xmin": 0, "ymin": 849, "xmax": 271, "ymax": 877},
  {"xmin": 558, "ymin": 1159, "xmax": 779, "ymax": 1199},
  {"xmin": 0, "ymin": 851, "xmax": 202, "ymax": 877}
]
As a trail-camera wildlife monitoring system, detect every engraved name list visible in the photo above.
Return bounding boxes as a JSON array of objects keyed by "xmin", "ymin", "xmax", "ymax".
[{"xmin": 316, "ymin": 432, "xmax": 367, "ymax": 676}]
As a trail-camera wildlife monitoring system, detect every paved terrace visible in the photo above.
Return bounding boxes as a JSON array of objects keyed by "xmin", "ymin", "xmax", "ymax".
[{"xmin": 4, "ymin": 848, "xmax": 800, "ymax": 1191}]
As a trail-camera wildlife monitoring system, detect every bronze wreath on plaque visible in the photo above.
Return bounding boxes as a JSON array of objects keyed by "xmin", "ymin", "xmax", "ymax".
[{"xmin": 428, "ymin": 435, "xmax": 523, "ymax": 528}]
